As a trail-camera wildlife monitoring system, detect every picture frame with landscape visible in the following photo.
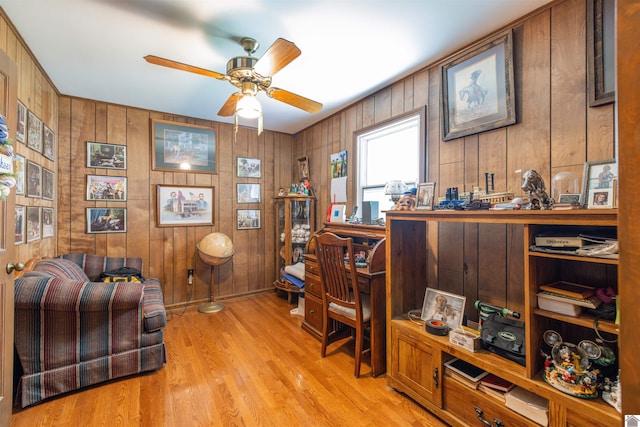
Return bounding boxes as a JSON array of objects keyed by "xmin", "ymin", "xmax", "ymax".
[
  {"xmin": 237, "ymin": 209, "xmax": 261, "ymax": 230},
  {"xmin": 152, "ymin": 119, "xmax": 217, "ymax": 173},
  {"xmin": 237, "ymin": 157, "xmax": 261, "ymax": 178}
]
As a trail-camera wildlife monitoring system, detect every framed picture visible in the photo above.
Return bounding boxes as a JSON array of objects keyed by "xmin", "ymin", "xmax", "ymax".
[
  {"xmin": 14, "ymin": 154, "xmax": 26, "ymax": 195},
  {"xmin": 15, "ymin": 205, "xmax": 25, "ymax": 245},
  {"xmin": 237, "ymin": 209, "xmax": 261, "ymax": 230},
  {"xmin": 27, "ymin": 110, "xmax": 43, "ymax": 152},
  {"xmin": 417, "ymin": 182, "xmax": 436, "ymax": 210},
  {"xmin": 42, "ymin": 168, "xmax": 55, "ymax": 200},
  {"xmin": 588, "ymin": 0, "xmax": 615, "ymax": 107},
  {"xmin": 237, "ymin": 183, "xmax": 260, "ymax": 203},
  {"xmin": 43, "ymin": 125, "xmax": 55, "ymax": 161},
  {"xmin": 86, "ymin": 175, "xmax": 127, "ymax": 201},
  {"xmin": 237, "ymin": 157, "xmax": 261, "ymax": 178},
  {"xmin": 86, "ymin": 141, "xmax": 127, "ymax": 169},
  {"xmin": 26, "ymin": 160, "xmax": 42, "ymax": 198},
  {"xmin": 420, "ymin": 288, "xmax": 466, "ymax": 331},
  {"xmin": 151, "ymin": 119, "xmax": 217, "ymax": 173},
  {"xmin": 581, "ymin": 159, "xmax": 617, "ymax": 207},
  {"xmin": 156, "ymin": 184, "xmax": 214, "ymax": 227},
  {"xmin": 26, "ymin": 206, "xmax": 41, "ymax": 242},
  {"xmin": 86, "ymin": 208, "xmax": 127, "ymax": 233},
  {"xmin": 442, "ymin": 30, "xmax": 516, "ymax": 141},
  {"xmin": 588, "ymin": 188, "xmax": 613, "ymax": 209},
  {"xmin": 558, "ymin": 194, "xmax": 581, "ymax": 205},
  {"xmin": 298, "ymin": 156, "xmax": 310, "ymax": 180},
  {"xmin": 16, "ymin": 100, "xmax": 27, "ymax": 143},
  {"xmin": 42, "ymin": 207, "xmax": 55, "ymax": 238}
]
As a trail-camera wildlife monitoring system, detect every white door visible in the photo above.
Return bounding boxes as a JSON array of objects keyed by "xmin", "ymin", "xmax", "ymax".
[{"xmin": 0, "ymin": 48, "xmax": 19, "ymax": 426}]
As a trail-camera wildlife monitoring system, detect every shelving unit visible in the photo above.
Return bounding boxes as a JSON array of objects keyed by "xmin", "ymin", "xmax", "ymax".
[{"xmin": 385, "ymin": 209, "xmax": 620, "ymax": 427}]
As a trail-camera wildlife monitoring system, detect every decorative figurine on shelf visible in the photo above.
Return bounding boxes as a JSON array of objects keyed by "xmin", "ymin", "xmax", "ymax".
[
  {"xmin": 521, "ymin": 169, "xmax": 554, "ymax": 210},
  {"xmin": 394, "ymin": 188, "xmax": 417, "ymax": 211},
  {"xmin": 0, "ymin": 115, "xmax": 16, "ymax": 201}
]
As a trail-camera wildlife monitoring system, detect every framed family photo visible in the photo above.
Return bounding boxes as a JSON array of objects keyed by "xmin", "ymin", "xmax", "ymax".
[
  {"xmin": 14, "ymin": 154, "xmax": 26, "ymax": 195},
  {"xmin": 237, "ymin": 157, "xmax": 261, "ymax": 178},
  {"xmin": 442, "ymin": 30, "xmax": 516, "ymax": 141},
  {"xmin": 27, "ymin": 110, "xmax": 43, "ymax": 152},
  {"xmin": 582, "ymin": 158, "xmax": 617, "ymax": 208},
  {"xmin": 156, "ymin": 184, "xmax": 214, "ymax": 227},
  {"xmin": 421, "ymin": 288, "xmax": 466, "ymax": 331},
  {"xmin": 151, "ymin": 119, "xmax": 217, "ymax": 173},
  {"xmin": 237, "ymin": 209, "xmax": 261, "ymax": 230},
  {"xmin": 86, "ymin": 208, "xmax": 127, "ymax": 233},
  {"xmin": 86, "ymin": 175, "xmax": 127, "ymax": 200},
  {"xmin": 15, "ymin": 205, "xmax": 25, "ymax": 245},
  {"xmin": 26, "ymin": 160, "xmax": 41, "ymax": 198},
  {"xmin": 417, "ymin": 182, "xmax": 436, "ymax": 210},
  {"xmin": 237, "ymin": 183, "xmax": 260, "ymax": 203},
  {"xmin": 43, "ymin": 125, "xmax": 56, "ymax": 161},
  {"xmin": 87, "ymin": 141, "xmax": 127, "ymax": 169},
  {"xmin": 16, "ymin": 100, "xmax": 27, "ymax": 143},
  {"xmin": 26, "ymin": 206, "xmax": 41, "ymax": 242}
]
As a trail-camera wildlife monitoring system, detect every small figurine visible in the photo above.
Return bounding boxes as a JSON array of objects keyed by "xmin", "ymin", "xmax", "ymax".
[
  {"xmin": 521, "ymin": 169, "xmax": 554, "ymax": 210},
  {"xmin": 394, "ymin": 193, "xmax": 416, "ymax": 210}
]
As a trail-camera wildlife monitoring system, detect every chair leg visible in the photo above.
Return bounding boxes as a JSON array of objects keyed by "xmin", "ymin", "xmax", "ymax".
[
  {"xmin": 320, "ymin": 312, "xmax": 329, "ymax": 358},
  {"xmin": 354, "ymin": 325, "xmax": 362, "ymax": 378}
]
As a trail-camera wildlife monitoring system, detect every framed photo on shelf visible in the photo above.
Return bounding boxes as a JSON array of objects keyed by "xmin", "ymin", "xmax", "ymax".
[
  {"xmin": 86, "ymin": 141, "xmax": 127, "ymax": 169},
  {"xmin": 442, "ymin": 30, "xmax": 515, "ymax": 141},
  {"xmin": 581, "ymin": 159, "xmax": 617, "ymax": 208},
  {"xmin": 588, "ymin": 188, "xmax": 614, "ymax": 209},
  {"xmin": 237, "ymin": 209, "xmax": 261, "ymax": 230},
  {"xmin": 298, "ymin": 156, "xmax": 310, "ymax": 180},
  {"xmin": 156, "ymin": 184, "xmax": 214, "ymax": 227},
  {"xmin": 237, "ymin": 157, "xmax": 261, "ymax": 178},
  {"xmin": 15, "ymin": 205, "xmax": 25, "ymax": 245},
  {"xmin": 27, "ymin": 110, "xmax": 43, "ymax": 152},
  {"xmin": 26, "ymin": 206, "xmax": 41, "ymax": 242},
  {"xmin": 43, "ymin": 125, "xmax": 55, "ymax": 161},
  {"xmin": 151, "ymin": 119, "xmax": 217, "ymax": 173},
  {"xmin": 42, "ymin": 207, "xmax": 54, "ymax": 238},
  {"xmin": 417, "ymin": 182, "xmax": 436, "ymax": 210},
  {"xmin": 42, "ymin": 168, "xmax": 55, "ymax": 200},
  {"xmin": 86, "ymin": 208, "xmax": 127, "ymax": 233},
  {"xmin": 237, "ymin": 183, "xmax": 260, "ymax": 203},
  {"xmin": 421, "ymin": 288, "xmax": 466, "ymax": 331},
  {"xmin": 86, "ymin": 175, "xmax": 127, "ymax": 201},
  {"xmin": 14, "ymin": 154, "xmax": 26, "ymax": 195},
  {"xmin": 16, "ymin": 100, "xmax": 27, "ymax": 143},
  {"xmin": 26, "ymin": 160, "xmax": 42, "ymax": 198}
]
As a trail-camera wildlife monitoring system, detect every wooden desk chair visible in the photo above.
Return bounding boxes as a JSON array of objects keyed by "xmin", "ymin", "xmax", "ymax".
[{"xmin": 316, "ymin": 232, "xmax": 371, "ymax": 377}]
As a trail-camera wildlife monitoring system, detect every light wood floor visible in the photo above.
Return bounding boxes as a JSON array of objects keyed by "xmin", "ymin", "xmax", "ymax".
[{"xmin": 11, "ymin": 292, "xmax": 446, "ymax": 426}]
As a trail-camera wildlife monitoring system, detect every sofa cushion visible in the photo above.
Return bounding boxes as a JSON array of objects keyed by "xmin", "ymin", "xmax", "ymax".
[
  {"xmin": 33, "ymin": 259, "xmax": 89, "ymax": 281},
  {"xmin": 61, "ymin": 254, "xmax": 143, "ymax": 281}
]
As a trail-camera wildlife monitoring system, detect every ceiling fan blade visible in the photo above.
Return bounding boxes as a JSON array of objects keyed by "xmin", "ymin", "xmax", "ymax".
[
  {"xmin": 144, "ymin": 55, "xmax": 226, "ymax": 80},
  {"xmin": 253, "ymin": 38, "xmax": 301, "ymax": 77},
  {"xmin": 218, "ymin": 93, "xmax": 241, "ymax": 116},
  {"xmin": 267, "ymin": 88, "xmax": 322, "ymax": 114}
]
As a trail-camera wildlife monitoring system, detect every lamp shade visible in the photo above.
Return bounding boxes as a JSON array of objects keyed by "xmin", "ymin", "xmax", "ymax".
[{"xmin": 236, "ymin": 94, "xmax": 262, "ymax": 119}]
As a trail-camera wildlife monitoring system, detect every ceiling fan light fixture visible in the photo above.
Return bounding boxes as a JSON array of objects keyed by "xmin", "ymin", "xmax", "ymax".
[{"xmin": 236, "ymin": 94, "xmax": 262, "ymax": 119}]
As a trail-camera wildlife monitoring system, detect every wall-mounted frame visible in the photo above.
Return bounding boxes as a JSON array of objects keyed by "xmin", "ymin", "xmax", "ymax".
[
  {"xmin": 298, "ymin": 156, "xmax": 310, "ymax": 180},
  {"xmin": 151, "ymin": 119, "xmax": 217, "ymax": 173},
  {"xmin": 42, "ymin": 207, "xmax": 55, "ymax": 238},
  {"xmin": 420, "ymin": 288, "xmax": 466, "ymax": 331},
  {"xmin": 156, "ymin": 184, "xmax": 214, "ymax": 227},
  {"xmin": 587, "ymin": 0, "xmax": 615, "ymax": 106},
  {"xmin": 417, "ymin": 182, "xmax": 436, "ymax": 210},
  {"xmin": 43, "ymin": 125, "xmax": 55, "ymax": 161},
  {"xmin": 86, "ymin": 208, "xmax": 127, "ymax": 233},
  {"xmin": 16, "ymin": 100, "xmax": 27, "ymax": 143},
  {"xmin": 237, "ymin": 209, "xmax": 261, "ymax": 230},
  {"xmin": 581, "ymin": 159, "xmax": 617, "ymax": 208},
  {"xmin": 237, "ymin": 157, "xmax": 261, "ymax": 178},
  {"xmin": 237, "ymin": 183, "xmax": 260, "ymax": 203},
  {"xmin": 27, "ymin": 110, "xmax": 43, "ymax": 152},
  {"xmin": 26, "ymin": 160, "xmax": 41, "ymax": 198},
  {"xmin": 15, "ymin": 205, "xmax": 25, "ymax": 245},
  {"xmin": 42, "ymin": 168, "xmax": 55, "ymax": 201},
  {"xmin": 26, "ymin": 206, "xmax": 41, "ymax": 242},
  {"xmin": 86, "ymin": 175, "xmax": 127, "ymax": 201},
  {"xmin": 86, "ymin": 141, "xmax": 127, "ymax": 169},
  {"xmin": 14, "ymin": 154, "xmax": 25, "ymax": 195},
  {"xmin": 442, "ymin": 30, "xmax": 515, "ymax": 141}
]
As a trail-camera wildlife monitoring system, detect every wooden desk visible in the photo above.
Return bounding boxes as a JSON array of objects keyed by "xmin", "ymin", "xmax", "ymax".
[{"xmin": 302, "ymin": 223, "xmax": 386, "ymax": 377}]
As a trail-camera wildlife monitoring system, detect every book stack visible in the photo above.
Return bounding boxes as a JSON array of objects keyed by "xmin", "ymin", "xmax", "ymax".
[
  {"xmin": 536, "ymin": 281, "xmax": 601, "ymax": 317},
  {"xmin": 443, "ymin": 358, "xmax": 488, "ymax": 390},
  {"xmin": 477, "ymin": 373, "xmax": 515, "ymax": 402}
]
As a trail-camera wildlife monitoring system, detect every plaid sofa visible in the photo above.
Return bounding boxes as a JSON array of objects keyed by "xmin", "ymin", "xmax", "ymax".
[{"xmin": 14, "ymin": 254, "xmax": 167, "ymax": 407}]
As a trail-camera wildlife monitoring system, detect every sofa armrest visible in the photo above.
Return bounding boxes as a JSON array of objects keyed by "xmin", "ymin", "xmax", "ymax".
[
  {"xmin": 15, "ymin": 277, "xmax": 144, "ymax": 311},
  {"xmin": 141, "ymin": 278, "xmax": 167, "ymax": 332}
]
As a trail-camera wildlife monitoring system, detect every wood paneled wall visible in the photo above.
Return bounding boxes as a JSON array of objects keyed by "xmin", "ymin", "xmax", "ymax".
[{"xmin": 293, "ymin": 0, "xmax": 615, "ymax": 317}]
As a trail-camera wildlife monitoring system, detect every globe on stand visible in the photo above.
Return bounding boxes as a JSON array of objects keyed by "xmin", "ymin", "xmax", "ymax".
[{"xmin": 196, "ymin": 232, "xmax": 234, "ymax": 313}]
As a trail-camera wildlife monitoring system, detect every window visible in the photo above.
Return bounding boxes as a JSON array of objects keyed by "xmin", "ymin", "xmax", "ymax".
[{"xmin": 356, "ymin": 111, "xmax": 423, "ymax": 220}]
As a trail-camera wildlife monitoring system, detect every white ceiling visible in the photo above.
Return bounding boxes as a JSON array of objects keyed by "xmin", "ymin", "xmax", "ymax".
[{"xmin": 2, "ymin": 0, "xmax": 551, "ymax": 134}]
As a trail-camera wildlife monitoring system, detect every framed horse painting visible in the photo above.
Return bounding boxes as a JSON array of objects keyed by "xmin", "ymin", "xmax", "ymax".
[{"xmin": 441, "ymin": 29, "xmax": 516, "ymax": 141}]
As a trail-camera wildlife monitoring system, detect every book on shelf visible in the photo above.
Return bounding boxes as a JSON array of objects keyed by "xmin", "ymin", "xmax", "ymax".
[
  {"xmin": 537, "ymin": 293, "xmax": 583, "ymax": 317},
  {"xmin": 479, "ymin": 373, "xmax": 515, "ymax": 392},
  {"xmin": 443, "ymin": 358, "xmax": 489, "ymax": 382},
  {"xmin": 505, "ymin": 387, "xmax": 549, "ymax": 426},
  {"xmin": 534, "ymin": 235, "xmax": 584, "ymax": 248},
  {"xmin": 445, "ymin": 369, "xmax": 481, "ymax": 390},
  {"xmin": 538, "ymin": 281, "xmax": 595, "ymax": 299},
  {"xmin": 477, "ymin": 383, "xmax": 507, "ymax": 402},
  {"xmin": 536, "ymin": 291, "xmax": 602, "ymax": 309}
]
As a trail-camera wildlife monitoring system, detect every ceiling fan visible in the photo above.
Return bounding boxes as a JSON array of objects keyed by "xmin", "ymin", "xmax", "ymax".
[{"xmin": 144, "ymin": 37, "xmax": 323, "ymax": 124}]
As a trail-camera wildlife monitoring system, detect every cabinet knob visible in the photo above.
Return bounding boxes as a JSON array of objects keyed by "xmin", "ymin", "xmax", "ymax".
[{"xmin": 433, "ymin": 367, "xmax": 438, "ymax": 388}]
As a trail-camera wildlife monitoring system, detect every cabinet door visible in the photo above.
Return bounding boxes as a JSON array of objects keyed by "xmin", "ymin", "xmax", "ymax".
[{"xmin": 389, "ymin": 325, "xmax": 442, "ymax": 408}]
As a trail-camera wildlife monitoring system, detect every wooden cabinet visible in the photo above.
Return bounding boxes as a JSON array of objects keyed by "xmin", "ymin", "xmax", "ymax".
[
  {"xmin": 386, "ymin": 210, "xmax": 621, "ymax": 427},
  {"xmin": 274, "ymin": 196, "xmax": 314, "ymax": 301}
]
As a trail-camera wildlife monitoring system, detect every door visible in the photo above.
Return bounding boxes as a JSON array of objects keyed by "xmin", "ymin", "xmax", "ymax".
[{"xmin": 0, "ymin": 48, "xmax": 18, "ymax": 426}]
